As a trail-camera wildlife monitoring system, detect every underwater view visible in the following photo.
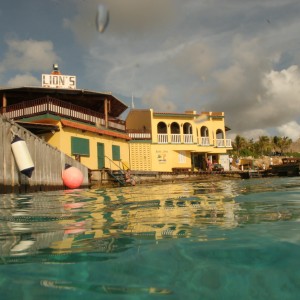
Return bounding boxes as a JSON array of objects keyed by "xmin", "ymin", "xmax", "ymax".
[{"xmin": 1, "ymin": 177, "xmax": 300, "ymax": 299}]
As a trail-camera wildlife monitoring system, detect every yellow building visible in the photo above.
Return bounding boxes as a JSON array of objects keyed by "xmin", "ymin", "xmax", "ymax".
[
  {"xmin": 126, "ymin": 109, "xmax": 232, "ymax": 172},
  {"xmin": 1, "ymin": 66, "xmax": 232, "ymax": 175},
  {"xmin": 0, "ymin": 68, "xmax": 131, "ymax": 171}
]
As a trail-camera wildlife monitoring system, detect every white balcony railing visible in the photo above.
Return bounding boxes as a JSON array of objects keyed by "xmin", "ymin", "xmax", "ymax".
[
  {"xmin": 216, "ymin": 139, "xmax": 232, "ymax": 147},
  {"xmin": 158, "ymin": 133, "xmax": 168, "ymax": 144},
  {"xmin": 216, "ymin": 139, "xmax": 225, "ymax": 147},
  {"xmin": 171, "ymin": 134, "xmax": 181, "ymax": 143},
  {"xmin": 156, "ymin": 134, "xmax": 232, "ymax": 147},
  {"xmin": 183, "ymin": 134, "xmax": 193, "ymax": 144},
  {"xmin": 199, "ymin": 137, "xmax": 210, "ymax": 146},
  {"xmin": 128, "ymin": 132, "xmax": 151, "ymax": 140},
  {"xmin": 225, "ymin": 139, "xmax": 232, "ymax": 147}
]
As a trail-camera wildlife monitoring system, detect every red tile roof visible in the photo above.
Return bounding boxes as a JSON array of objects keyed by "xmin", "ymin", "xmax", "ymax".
[{"xmin": 61, "ymin": 119, "xmax": 131, "ymax": 140}]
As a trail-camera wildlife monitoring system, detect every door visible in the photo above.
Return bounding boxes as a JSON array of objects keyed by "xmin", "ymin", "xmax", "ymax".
[{"xmin": 97, "ymin": 143, "xmax": 105, "ymax": 169}]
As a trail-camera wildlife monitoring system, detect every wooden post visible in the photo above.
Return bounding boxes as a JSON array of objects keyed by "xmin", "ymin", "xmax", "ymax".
[
  {"xmin": 2, "ymin": 93, "xmax": 7, "ymax": 113},
  {"xmin": 104, "ymin": 98, "xmax": 108, "ymax": 128}
]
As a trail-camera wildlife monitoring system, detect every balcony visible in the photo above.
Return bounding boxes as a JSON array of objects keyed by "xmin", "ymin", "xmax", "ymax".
[
  {"xmin": 183, "ymin": 134, "xmax": 193, "ymax": 144},
  {"xmin": 158, "ymin": 133, "xmax": 168, "ymax": 144},
  {"xmin": 216, "ymin": 139, "xmax": 232, "ymax": 148},
  {"xmin": 157, "ymin": 134, "xmax": 192, "ymax": 144},
  {"xmin": 171, "ymin": 134, "xmax": 181, "ymax": 143},
  {"xmin": 198, "ymin": 137, "xmax": 210, "ymax": 146},
  {"xmin": 1, "ymin": 96, "xmax": 126, "ymax": 132},
  {"xmin": 127, "ymin": 129, "xmax": 152, "ymax": 140},
  {"xmin": 126, "ymin": 130, "xmax": 232, "ymax": 148}
]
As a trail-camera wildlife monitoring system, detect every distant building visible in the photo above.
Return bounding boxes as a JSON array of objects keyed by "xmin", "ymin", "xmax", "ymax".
[{"xmin": 126, "ymin": 109, "xmax": 232, "ymax": 172}]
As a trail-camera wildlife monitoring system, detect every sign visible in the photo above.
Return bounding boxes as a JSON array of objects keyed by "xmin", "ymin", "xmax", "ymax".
[
  {"xmin": 156, "ymin": 150, "xmax": 168, "ymax": 164},
  {"xmin": 42, "ymin": 74, "xmax": 76, "ymax": 89}
]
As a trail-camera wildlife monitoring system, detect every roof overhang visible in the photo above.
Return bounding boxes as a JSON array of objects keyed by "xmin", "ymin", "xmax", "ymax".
[
  {"xmin": 0, "ymin": 86, "xmax": 128, "ymax": 117},
  {"xmin": 16, "ymin": 121, "xmax": 60, "ymax": 135}
]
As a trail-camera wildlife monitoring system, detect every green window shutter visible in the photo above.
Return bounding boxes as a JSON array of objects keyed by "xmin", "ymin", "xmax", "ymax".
[
  {"xmin": 71, "ymin": 137, "xmax": 90, "ymax": 156},
  {"xmin": 112, "ymin": 145, "xmax": 120, "ymax": 161}
]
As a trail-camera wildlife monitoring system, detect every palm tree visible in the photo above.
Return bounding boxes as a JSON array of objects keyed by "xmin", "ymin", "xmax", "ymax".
[
  {"xmin": 257, "ymin": 136, "xmax": 271, "ymax": 156},
  {"xmin": 273, "ymin": 136, "xmax": 292, "ymax": 155},
  {"xmin": 233, "ymin": 135, "xmax": 247, "ymax": 156}
]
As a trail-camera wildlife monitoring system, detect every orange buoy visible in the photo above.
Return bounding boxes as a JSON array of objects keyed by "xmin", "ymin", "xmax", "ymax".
[{"xmin": 62, "ymin": 164, "xmax": 83, "ymax": 189}]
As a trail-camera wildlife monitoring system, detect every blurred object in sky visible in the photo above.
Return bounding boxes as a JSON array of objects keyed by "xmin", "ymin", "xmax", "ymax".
[{"xmin": 96, "ymin": 4, "xmax": 109, "ymax": 33}]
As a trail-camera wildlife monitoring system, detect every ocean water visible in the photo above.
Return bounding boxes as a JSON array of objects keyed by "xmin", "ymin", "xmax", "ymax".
[{"xmin": 1, "ymin": 177, "xmax": 300, "ymax": 300}]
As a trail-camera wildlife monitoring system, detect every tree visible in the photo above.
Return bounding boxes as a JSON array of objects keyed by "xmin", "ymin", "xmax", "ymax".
[
  {"xmin": 273, "ymin": 136, "xmax": 292, "ymax": 155},
  {"xmin": 233, "ymin": 135, "xmax": 247, "ymax": 156},
  {"xmin": 257, "ymin": 136, "xmax": 271, "ymax": 156}
]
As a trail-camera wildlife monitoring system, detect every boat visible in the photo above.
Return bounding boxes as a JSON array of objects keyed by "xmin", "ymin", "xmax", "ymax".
[{"xmin": 270, "ymin": 157, "xmax": 300, "ymax": 176}]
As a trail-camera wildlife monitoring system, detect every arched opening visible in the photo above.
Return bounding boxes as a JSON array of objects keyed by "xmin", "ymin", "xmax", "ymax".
[
  {"xmin": 157, "ymin": 122, "xmax": 167, "ymax": 133},
  {"xmin": 170, "ymin": 122, "xmax": 180, "ymax": 134},
  {"xmin": 201, "ymin": 126, "xmax": 209, "ymax": 137},
  {"xmin": 200, "ymin": 126, "xmax": 209, "ymax": 145},
  {"xmin": 157, "ymin": 122, "xmax": 168, "ymax": 143},
  {"xmin": 216, "ymin": 129, "xmax": 224, "ymax": 147},
  {"xmin": 216, "ymin": 129, "xmax": 224, "ymax": 139},
  {"xmin": 171, "ymin": 122, "xmax": 180, "ymax": 143},
  {"xmin": 183, "ymin": 122, "xmax": 193, "ymax": 143},
  {"xmin": 183, "ymin": 122, "xmax": 192, "ymax": 134}
]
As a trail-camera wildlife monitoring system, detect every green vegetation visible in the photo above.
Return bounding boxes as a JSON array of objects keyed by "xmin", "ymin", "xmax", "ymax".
[{"xmin": 230, "ymin": 135, "xmax": 293, "ymax": 158}]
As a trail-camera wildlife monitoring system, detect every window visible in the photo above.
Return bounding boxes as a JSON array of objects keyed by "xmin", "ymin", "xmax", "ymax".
[
  {"xmin": 112, "ymin": 145, "xmax": 121, "ymax": 161},
  {"xmin": 178, "ymin": 151, "xmax": 186, "ymax": 163},
  {"xmin": 71, "ymin": 137, "xmax": 90, "ymax": 156}
]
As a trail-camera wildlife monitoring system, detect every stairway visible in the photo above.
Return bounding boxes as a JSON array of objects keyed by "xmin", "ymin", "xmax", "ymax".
[{"xmin": 107, "ymin": 169, "xmax": 126, "ymax": 186}]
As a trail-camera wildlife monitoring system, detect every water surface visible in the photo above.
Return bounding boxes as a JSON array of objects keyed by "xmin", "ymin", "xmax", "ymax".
[{"xmin": 1, "ymin": 177, "xmax": 300, "ymax": 299}]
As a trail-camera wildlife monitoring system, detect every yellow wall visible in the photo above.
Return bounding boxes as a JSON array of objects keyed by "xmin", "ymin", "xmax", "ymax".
[
  {"xmin": 44, "ymin": 123, "xmax": 130, "ymax": 170},
  {"xmin": 151, "ymin": 145, "xmax": 192, "ymax": 172},
  {"xmin": 126, "ymin": 109, "xmax": 152, "ymax": 131},
  {"xmin": 130, "ymin": 143, "xmax": 152, "ymax": 171},
  {"xmin": 127, "ymin": 110, "xmax": 231, "ymax": 172}
]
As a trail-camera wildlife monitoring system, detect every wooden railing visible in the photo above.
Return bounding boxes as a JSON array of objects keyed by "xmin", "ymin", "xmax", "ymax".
[{"xmin": 1, "ymin": 96, "xmax": 126, "ymax": 131}]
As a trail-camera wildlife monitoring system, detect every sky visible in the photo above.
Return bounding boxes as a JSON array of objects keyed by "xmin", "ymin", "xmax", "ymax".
[{"xmin": 1, "ymin": 0, "xmax": 300, "ymax": 141}]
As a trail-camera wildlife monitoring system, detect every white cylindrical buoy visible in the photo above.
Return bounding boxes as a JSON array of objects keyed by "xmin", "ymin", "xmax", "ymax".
[
  {"xmin": 11, "ymin": 135, "xmax": 35, "ymax": 178},
  {"xmin": 62, "ymin": 164, "xmax": 84, "ymax": 189}
]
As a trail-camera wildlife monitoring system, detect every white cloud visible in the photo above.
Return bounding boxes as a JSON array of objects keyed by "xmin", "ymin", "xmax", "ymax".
[
  {"xmin": 277, "ymin": 121, "xmax": 300, "ymax": 140},
  {"xmin": 2, "ymin": 39, "xmax": 60, "ymax": 72},
  {"xmin": 7, "ymin": 74, "xmax": 40, "ymax": 87}
]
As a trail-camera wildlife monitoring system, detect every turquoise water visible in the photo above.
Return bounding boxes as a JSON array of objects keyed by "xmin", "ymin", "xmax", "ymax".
[{"xmin": 1, "ymin": 177, "xmax": 300, "ymax": 300}]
